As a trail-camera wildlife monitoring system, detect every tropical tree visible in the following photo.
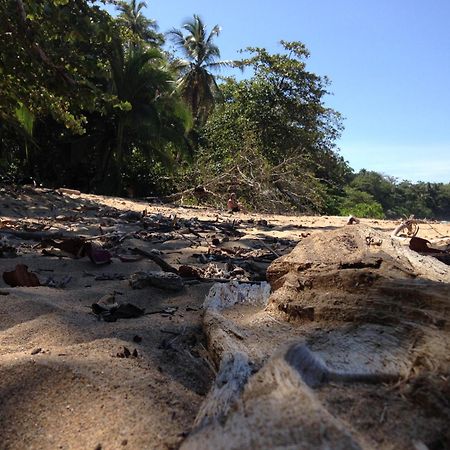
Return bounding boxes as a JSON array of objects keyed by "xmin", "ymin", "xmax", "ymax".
[
  {"xmin": 102, "ymin": 37, "xmax": 191, "ymax": 193},
  {"xmin": 168, "ymin": 14, "xmax": 233, "ymax": 127},
  {"xmin": 192, "ymin": 41, "xmax": 347, "ymax": 212},
  {"xmin": 0, "ymin": 0, "xmax": 115, "ymax": 181},
  {"xmin": 116, "ymin": 0, "xmax": 163, "ymax": 46}
]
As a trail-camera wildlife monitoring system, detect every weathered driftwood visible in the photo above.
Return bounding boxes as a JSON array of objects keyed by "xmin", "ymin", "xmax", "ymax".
[
  {"xmin": 183, "ymin": 226, "xmax": 450, "ymax": 449},
  {"xmin": 187, "ymin": 282, "xmax": 270, "ymax": 432},
  {"xmin": 391, "ymin": 217, "xmax": 420, "ymax": 237},
  {"xmin": 128, "ymin": 271, "xmax": 184, "ymax": 291},
  {"xmin": 130, "ymin": 247, "xmax": 178, "ymax": 274}
]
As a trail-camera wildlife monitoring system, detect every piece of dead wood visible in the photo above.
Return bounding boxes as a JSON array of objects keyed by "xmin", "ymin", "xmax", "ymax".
[
  {"xmin": 391, "ymin": 216, "xmax": 427, "ymax": 238},
  {"xmin": 146, "ymin": 306, "xmax": 178, "ymax": 315},
  {"xmin": 254, "ymin": 238, "xmax": 280, "ymax": 258},
  {"xmin": 41, "ymin": 237, "xmax": 86, "ymax": 258},
  {"xmin": 0, "ymin": 229, "xmax": 66, "ymax": 240},
  {"xmin": 129, "ymin": 271, "xmax": 184, "ymax": 291},
  {"xmin": 130, "ymin": 247, "xmax": 178, "ymax": 274},
  {"xmin": 118, "ymin": 254, "xmax": 144, "ymax": 263},
  {"xmin": 3, "ymin": 264, "xmax": 41, "ymax": 287},
  {"xmin": 174, "ymin": 230, "xmax": 200, "ymax": 247},
  {"xmin": 58, "ymin": 188, "xmax": 81, "ymax": 195},
  {"xmin": 92, "ymin": 300, "xmax": 145, "ymax": 322}
]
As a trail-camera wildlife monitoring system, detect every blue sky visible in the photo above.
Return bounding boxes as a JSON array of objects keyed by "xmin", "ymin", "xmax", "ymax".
[{"xmin": 107, "ymin": 0, "xmax": 450, "ymax": 183}]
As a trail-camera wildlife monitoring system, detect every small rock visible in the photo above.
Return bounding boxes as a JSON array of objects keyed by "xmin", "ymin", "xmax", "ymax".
[{"xmin": 31, "ymin": 347, "xmax": 42, "ymax": 355}]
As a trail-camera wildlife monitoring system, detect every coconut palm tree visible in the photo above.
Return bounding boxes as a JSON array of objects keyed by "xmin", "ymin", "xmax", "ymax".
[
  {"xmin": 88, "ymin": 36, "xmax": 191, "ymax": 193},
  {"xmin": 116, "ymin": 0, "xmax": 163, "ymax": 46},
  {"xmin": 168, "ymin": 14, "xmax": 233, "ymax": 127}
]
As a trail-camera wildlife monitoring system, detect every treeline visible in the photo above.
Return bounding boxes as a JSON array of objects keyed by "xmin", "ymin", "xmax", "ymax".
[
  {"xmin": 0, "ymin": 0, "xmax": 448, "ymax": 219},
  {"xmin": 339, "ymin": 170, "xmax": 450, "ymax": 220}
]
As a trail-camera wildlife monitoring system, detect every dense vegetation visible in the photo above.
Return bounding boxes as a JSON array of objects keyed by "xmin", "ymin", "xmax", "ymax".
[{"xmin": 1, "ymin": 0, "xmax": 448, "ymax": 219}]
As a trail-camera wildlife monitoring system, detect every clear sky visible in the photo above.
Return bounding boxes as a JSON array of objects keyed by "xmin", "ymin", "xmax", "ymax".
[{"xmin": 108, "ymin": 0, "xmax": 450, "ymax": 183}]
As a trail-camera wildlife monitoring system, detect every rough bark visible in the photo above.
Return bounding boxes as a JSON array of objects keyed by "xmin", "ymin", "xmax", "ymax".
[{"xmin": 183, "ymin": 226, "xmax": 450, "ymax": 449}]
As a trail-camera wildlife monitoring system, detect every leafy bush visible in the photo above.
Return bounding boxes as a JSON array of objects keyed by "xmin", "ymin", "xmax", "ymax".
[{"xmin": 338, "ymin": 187, "xmax": 385, "ymax": 219}]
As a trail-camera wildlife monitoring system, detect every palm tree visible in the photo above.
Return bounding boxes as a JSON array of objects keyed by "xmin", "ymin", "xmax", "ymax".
[
  {"xmin": 103, "ymin": 38, "xmax": 191, "ymax": 192},
  {"xmin": 168, "ymin": 14, "xmax": 233, "ymax": 127},
  {"xmin": 116, "ymin": 0, "xmax": 163, "ymax": 46}
]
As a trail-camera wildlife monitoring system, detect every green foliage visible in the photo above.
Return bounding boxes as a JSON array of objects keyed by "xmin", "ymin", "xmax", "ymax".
[
  {"xmin": 116, "ymin": 0, "xmax": 163, "ymax": 47},
  {"xmin": 347, "ymin": 170, "xmax": 450, "ymax": 219},
  {"xmin": 121, "ymin": 148, "xmax": 175, "ymax": 197},
  {"xmin": 168, "ymin": 15, "xmax": 235, "ymax": 128},
  {"xmin": 0, "ymin": 0, "xmax": 115, "ymax": 134},
  {"xmin": 194, "ymin": 42, "xmax": 348, "ymax": 212},
  {"xmin": 337, "ymin": 187, "xmax": 385, "ymax": 219}
]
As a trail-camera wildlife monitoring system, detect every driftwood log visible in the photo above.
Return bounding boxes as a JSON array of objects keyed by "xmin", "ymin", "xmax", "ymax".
[
  {"xmin": 128, "ymin": 271, "xmax": 184, "ymax": 291},
  {"xmin": 183, "ymin": 225, "xmax": 450, "ymax": 449}
]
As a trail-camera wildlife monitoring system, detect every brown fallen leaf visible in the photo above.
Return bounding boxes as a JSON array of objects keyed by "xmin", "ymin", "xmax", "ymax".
[
  {"xmin": 3, "ymin": 264, "xmax": 41, "ymax": 287},
  {"xmin": 410, "ymin": 236, "xmax": 444, "ymax": 254},
  {"xmin": 41, "ymin": 237, "xmax": 86, "ymax": 258},
  {"xmin": 178, "ymin": 265, "xmax": 203, "ymax": 279}
]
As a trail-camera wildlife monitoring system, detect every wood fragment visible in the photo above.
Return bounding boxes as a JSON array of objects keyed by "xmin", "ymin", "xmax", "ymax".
[
  {"xmin": 129, "ymin": 271, "xmax": 184, "ymax": 291},
  {"xmin": 130, "ymin": 247, "xmax": 178, "ymax": 274}
]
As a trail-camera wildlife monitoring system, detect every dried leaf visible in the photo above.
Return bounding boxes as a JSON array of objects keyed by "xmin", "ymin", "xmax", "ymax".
[
  {"xmin": 410, "ymin": 237, "xmax": 444, "ymax": 254},
  {"xmin": 3, "ymin": 264, "xmax": 41, "ymax": 287},
  {"xmin": 178, "ymin": 265, "xmax": 203, "ymax": 279}
]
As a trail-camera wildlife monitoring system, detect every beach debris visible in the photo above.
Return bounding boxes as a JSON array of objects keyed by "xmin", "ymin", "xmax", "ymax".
[
  {"xmin": 94, "ymin": 273, "xmax": 125, "ymax": 281},
  {"xmin": 42, "ymin": 237, "xmax": 85, "ymax": 258},
  {"xmin": 30, "ymin": 347, "xmax": 42, "ymax": 355},
  {"xmin": 42, "ymin": 275, "xmax": 72, "ymax": 288},
  {"xmin": 0, "ymin": 241, "xmax": 17, "ymax": 258},
  {"xmin": 178, "ymin": 265, "xmax": 203, "ymax": 279},
  {"xmin": 116, "ymin": 346, "xmax": 139, "ymax": 358},
  {"xmin": 119, "ymin": 210, "xmax": 142, "ymax": 222},
  {"xmin": 129, "ymin": 271, "xmax": 184, "ymax": 291},
  {"xmin": 91, "ymin": 298, "xmax": 145, "ymax": 322},
  {"xmin": 409, "ymin": 236, "xmax": 444, "ymax": 254},
  {"xmin": 3, "ymin": 264, "xmax": 41, "ymax": 287},
  {"xmin": 346, "ymin": 215, "xmax": 360, "ymax": 225},
  {"xmin": 118, "ymin": 254, "xmax": 144, "ymax": 263},
  {"xmin": 391, "ymin": 215, "xmax": 421, "ymax": 237},
  {"xmin": 40, "ymin": 238, "xmax": 113, "ymax": 265},
  {"xmin": 146, "ymin": 306, "xmax": 178, "ymax": 316},
  {"xmin": 82, "ymin": 242, "xmax": 112, "ymax": 265},
  {"xmin": 58, "ymin": 187, "xmax": 81, "ymax": 196},
  {"xmin": 130, "ymin": 247, "xmax": 178, "ymax": 273},
  {"xmin": 409, "ymin": 236, "xmax": 450, "ymax": 265}
]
